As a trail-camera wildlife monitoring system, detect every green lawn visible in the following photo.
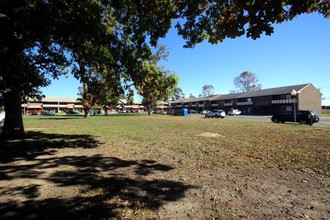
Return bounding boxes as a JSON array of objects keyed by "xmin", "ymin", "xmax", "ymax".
[
  {"xmin": 1, "ymin": 114, "xmax": 329, "ymax": 219},
  {"xmin": 21, "ymin": 114, "xmax": 330, "ymax": 175}
]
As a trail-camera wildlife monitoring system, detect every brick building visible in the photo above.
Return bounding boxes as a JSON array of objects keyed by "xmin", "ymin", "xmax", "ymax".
[
  {"xmin": 170, "ymin": 83, "xmax": 322, "ymax": 115},
  {"xmin": 21, "ymin": 97, "xmax": 146, "ymax": 115}
]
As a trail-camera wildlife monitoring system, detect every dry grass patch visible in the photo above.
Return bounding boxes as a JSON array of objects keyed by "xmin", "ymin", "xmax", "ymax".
[{"xmin": 0, "ymin": 114, "xmax": 329, "ymax": 219}]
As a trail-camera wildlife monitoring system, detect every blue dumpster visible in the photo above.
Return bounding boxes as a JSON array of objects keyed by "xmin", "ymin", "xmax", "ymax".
[{"xmin": 182, "ymin": 108, "xmax": 188, "ymax": 117}]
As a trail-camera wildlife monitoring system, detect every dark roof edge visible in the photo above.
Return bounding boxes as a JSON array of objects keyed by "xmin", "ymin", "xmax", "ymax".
[{"xmin": 170, "ymin": 83, "xmax": 317, "ymax": 104}]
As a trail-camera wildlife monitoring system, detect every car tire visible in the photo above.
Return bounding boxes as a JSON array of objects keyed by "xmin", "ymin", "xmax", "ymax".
[
  {"xmin": 272, "ymin": 118, "xmax": 279, "ymax": 123},
  {"xmin": 215, "ymin": 115, "xmax": 219, "ymax": 118}
]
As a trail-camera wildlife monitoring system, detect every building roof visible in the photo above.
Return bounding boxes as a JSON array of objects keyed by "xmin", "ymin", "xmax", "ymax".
[
  {"xmin": 45, "ymin": 97, "xmax": 80, "ymax": 102},
  {"xmin": 236, "ymin": 83, "xmax": 310, "ymax": 99},
  {"xmin": 118, "ymin": 99, "xmax": 143, "ymax": 105},
  {"xmin": 170, "ymin": 95, "xmax": 219, "ymax": 104},
  {"xmin": 28, "ymin": 97, "xmax": 80, "ymax": 103},
  {"xmin": 157, "ymin": 100, "xmax": 169, "ymax": 105},
  {"xmin": 171, "ymin": 83, "xmax": 316, "ymax": 104},
  {"xmin": 209, "ymin": 93, "xmax": 243, "ymax": 101},
  {"xmin": 211, "ymin": 83, "xmax": 313, "ymax": 101},
  {"xmin": 170, "ymin": 98, "xmax": 188, "ymax": 104},
  {"xmin": 185, "ymin": 95, "xmax": 219, "ymax": 102}
]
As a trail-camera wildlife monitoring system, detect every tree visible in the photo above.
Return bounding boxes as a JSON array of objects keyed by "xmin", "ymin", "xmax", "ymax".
[
  {"xmin": 137, "ymin": 66, "xmax": 178, "ymax": 115},
  {"xmin": 172, "ymin": 88, "xmax": 185, "ymax": 101},
  {"xmin": 77, "ymin": 66, "xmax": 124, "ymax": 117},
  {"xmin": 189, "ymin": 94, "xmax": 196, "ymax": 99},
  {"xmin": 136, "ymin": 45, "xmax": 178, "ymax": 115},
  {"xmin": 0, "ymin": 1, "xmax": 177, "ymax": 139},
  {"xmin": 234, "ymin": 71, "xmax": 262, "ymax": 92},
  {"xmin": 126, "ymin": 88, "xmax": 135, "ymax": 106},
  {"xmin": 95, "ymin": 70, "xmax": 124, "ymax": 116},
  {"xmin": 1, "ymin": 1, "xmax": 328, "ymax": 139},
  {"xmin": 200, "ymin": 85, "xmax": 215, "ymax": 97},
  {"xmin": 137, "ymin": 64, "xmax": 178, "ymax": 115},
  {"xmin": 175, "ymin": 1, "xmax": 330, "ymax": 47}
]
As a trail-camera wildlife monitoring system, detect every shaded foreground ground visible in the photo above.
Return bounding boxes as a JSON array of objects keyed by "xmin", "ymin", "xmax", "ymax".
[{"xmin": 0, "ymin": 115, "xmax": 329, "ymax": 219}]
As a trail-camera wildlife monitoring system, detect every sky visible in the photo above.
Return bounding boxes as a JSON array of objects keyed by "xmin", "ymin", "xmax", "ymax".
[{"xmin": 42, "ymin": 13, "xmax": 330, "ymax": 105}]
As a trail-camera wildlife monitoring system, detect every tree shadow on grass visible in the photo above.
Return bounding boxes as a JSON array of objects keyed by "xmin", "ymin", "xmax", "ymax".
[
  {"xmin": 0, "ymin": 131, "xmax": 99, "ymax": 163},
  {"xmin": 0, "ymin": 131, "xmax": 196, "ymax": 219}
]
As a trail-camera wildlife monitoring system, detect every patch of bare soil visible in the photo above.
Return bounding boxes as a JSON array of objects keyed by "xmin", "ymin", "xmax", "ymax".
[
  {"xmin": 198, "ymin": 132, "xmax": 224, "ymax": 138},
  {"xmin": 0, "ymin": 137, "xmax": 329, "ymax": 219},
  {"xmin": 157, "ymin": 167, "xmax": 330, "ymax": 219}
]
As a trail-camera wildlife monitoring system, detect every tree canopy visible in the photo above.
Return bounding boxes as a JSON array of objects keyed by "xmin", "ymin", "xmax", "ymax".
[
  {"xmin": 200, "ymin": 85, "xmax": 215, "ymax": 97},
  {"xmin": 234, "ymin": 71, "xmax": 262, "ymax": 92},
  {"xmin": 0, "ymin": 0, "xmax": 177, "ymax": 138},
  {"xmin": 1, "ymin": 0, "xmax": 329, "ymax": 139},
  {"xmin": 136, "ymin": 46, "xmax": 178, "ymax": 115},
  {"xmin": 176, "ymin": 0, "xmax": 330, "ymax": 47},
  {"xmin": 172, "ymin": 88, "xmax": 185, "ymax": 101}
]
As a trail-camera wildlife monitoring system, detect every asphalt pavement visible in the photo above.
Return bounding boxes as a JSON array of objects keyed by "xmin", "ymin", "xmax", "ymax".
[
  {"xmin": 226, "ymin": 115, "xmax": 330, "ymax": 127},
  {"xmin": 194, "ymin": 113, "xmax": 330, "ymax": 127}
]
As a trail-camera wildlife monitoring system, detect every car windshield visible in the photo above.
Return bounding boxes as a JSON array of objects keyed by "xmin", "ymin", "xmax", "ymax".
[{"xmin": 310, "ymin": 111, "xmax": 318, "ymax": 116}]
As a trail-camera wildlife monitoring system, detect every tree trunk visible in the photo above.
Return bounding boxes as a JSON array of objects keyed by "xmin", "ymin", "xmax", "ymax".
[
  {"xmin": 148, "ymin": 105, "xmax": 151, "ymax": 115},
  {"xmin": 2, "ymin": 89, "xmax": 25, "ymax": 139},
  {"xmin": 103, "ymin": 106, "xmax": 108, "ymax": 115},
  {"xmin": 84, "ymin": 108, "xmax": 90, "ymax": 118}
]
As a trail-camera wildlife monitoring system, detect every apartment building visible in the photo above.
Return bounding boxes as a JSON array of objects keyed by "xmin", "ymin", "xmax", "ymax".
[
  {"xmin": 170, "ymin": 83, "xmax": 322, "ymax": 115},
  {"xmin": 21, "ymin": 97, "xmax": 146, "ymax": 114}
]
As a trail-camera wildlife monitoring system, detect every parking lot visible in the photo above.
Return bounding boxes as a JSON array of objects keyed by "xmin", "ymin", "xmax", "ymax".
[
  {"xmin": 229, "ymin": 115, "xmax": 330, "ymax": 127},
  {"xmin": 0, "ymin": 112, "xmax": 329, "ymax": 129},
  {"xmin": 195, "ymin": 113, "xmax": 330, "ymax": 127}
]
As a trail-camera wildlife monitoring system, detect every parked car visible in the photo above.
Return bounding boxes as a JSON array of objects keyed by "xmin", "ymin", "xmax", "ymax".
[
  {"xmin": 228, "ymin": 109, "xmax": 241, "ymax": 116},
  {"xmin": 42, "ymin": 110, "xmax": 56, "ymax": 116},
  {"xmin": 31, "ymin": 110, "xmax": 38, "ymax": 115},
  {"xmin": 66, "ymin": 110, "xmax": 80, "ymax": 115},
  {"xmin": 271, "ymin": 110, "xmax": 319, "ymax": 124},
  {"xmin": 205, "ymin": 110, "xmax": 226, "ymax": 118},
  {"xmin": 189, "ymin": 109, "xmax": 197, "ymax": 114},
  {"xmin": 201, "ymin": 110, "xmax": 210, "ymax": 115}
]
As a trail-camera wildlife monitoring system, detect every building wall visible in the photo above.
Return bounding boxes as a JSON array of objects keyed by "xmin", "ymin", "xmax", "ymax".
[
  {"xmin": 298, "ymin": 85, "xmax": 322, "ymax": 114},
  {"xmin": 170, "ymin": 84, "xmax": 322, "ymax": 115}
]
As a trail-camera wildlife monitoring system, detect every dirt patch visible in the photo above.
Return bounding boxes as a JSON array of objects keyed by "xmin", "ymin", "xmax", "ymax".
[
  {"xmin": 157, "ymin": 167, "xmax": 330, "ymax": 219},
  {"xmin": 198, "ymin": 132, "xmax": 224, "ymax": 138},
  {"xmin": 1, "ymin": 144, "xmax": 329, "ymax": 219},
  {"xmin": 0, "ymin": 128, "xmax": 329, "ymax": 219}
]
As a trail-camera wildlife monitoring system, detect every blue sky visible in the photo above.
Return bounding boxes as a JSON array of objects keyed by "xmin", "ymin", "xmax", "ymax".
[{"xmin": 42, "ymin": 13, "xmax": 330, "ymax": 105}]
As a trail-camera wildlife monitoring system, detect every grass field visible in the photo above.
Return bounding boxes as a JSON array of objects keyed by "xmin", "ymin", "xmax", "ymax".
[
  {"xmin": 21, "ymin": 114, "xmax": 330, "ymax": 173},
  {"xmin": 1, "ymin": 114, "xmax": 329, "ymax": 219}
]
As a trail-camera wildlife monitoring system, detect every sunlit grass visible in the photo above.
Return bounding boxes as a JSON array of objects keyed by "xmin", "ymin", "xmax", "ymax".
[{"xmin": 24, "ymin": 114, "xmax": 330, "ymax": 175}]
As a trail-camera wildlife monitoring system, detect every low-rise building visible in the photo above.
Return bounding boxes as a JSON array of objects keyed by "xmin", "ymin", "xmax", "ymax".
[
  {"xmin": 21, "ymin": 97, "xmax": 146, "ymax": 115},
  {"xmin": 22, "ymin": 97, "xmax": 82, "ymax": 115},
  {"xmin": 20, "ymin": 83, "xmax": 322, "ymax": 115},
  {"xmin": 170, "ymin": 83, "xmax": 322, "ymax": 115}
]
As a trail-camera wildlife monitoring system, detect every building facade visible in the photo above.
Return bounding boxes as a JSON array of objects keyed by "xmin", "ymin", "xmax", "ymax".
[
  {"xmin": 170, "ymin": 83, "xmax": 322, "ymax": 115},
  {"xmin": 21, "ymin": 97, "xmax": 147, "ymax": 115},
  {"xmin": 19, "ymin": 83, "xmax": 322, "ymax": 115}
]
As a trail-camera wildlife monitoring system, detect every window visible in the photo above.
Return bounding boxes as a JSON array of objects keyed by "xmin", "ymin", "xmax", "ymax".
[{"xmin": 280, "ymin": 106, "xmax": 292, "ymax": 112}]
